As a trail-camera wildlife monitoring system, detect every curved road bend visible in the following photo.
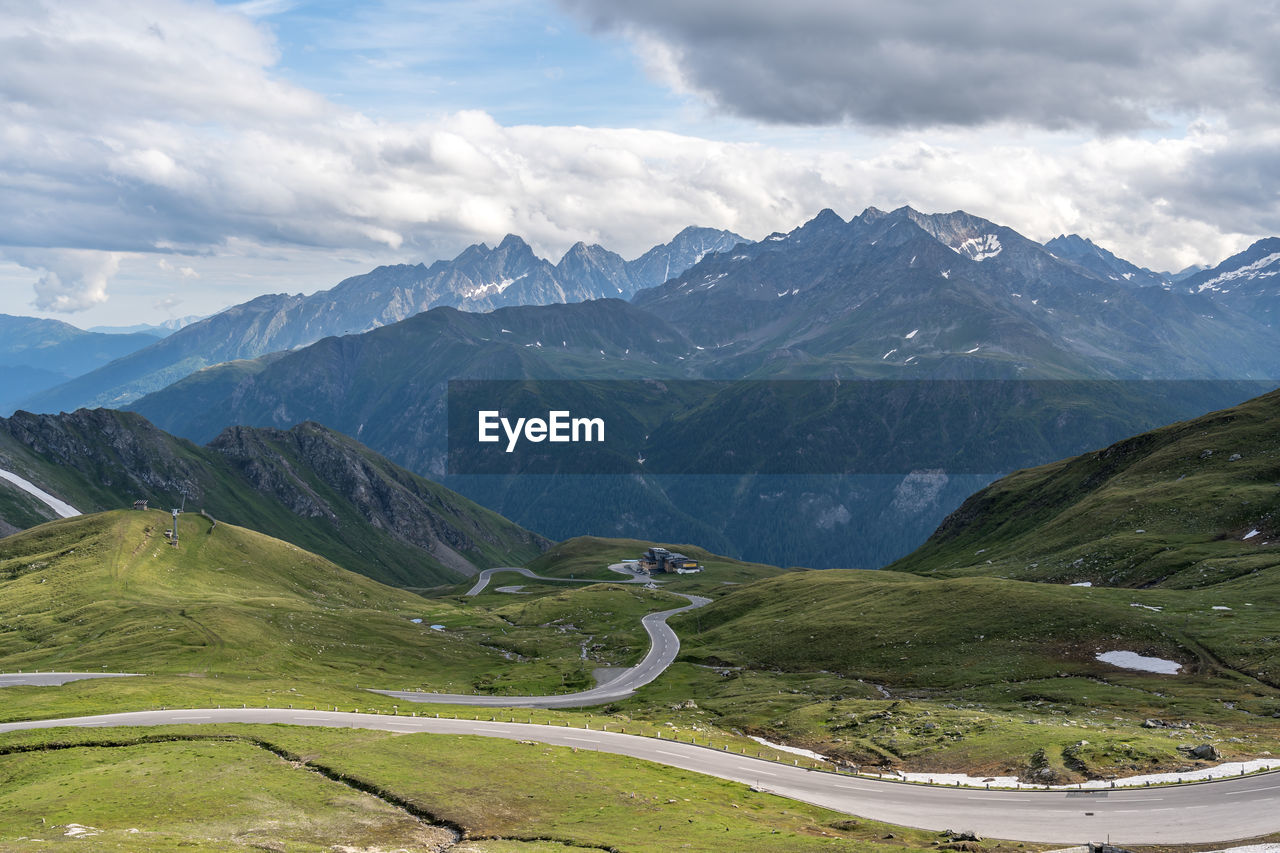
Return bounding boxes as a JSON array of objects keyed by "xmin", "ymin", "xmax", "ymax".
[
  {"xmin": 373, "ymin": 591, "xmax": 711, "ymax": 708},
  {"xmin": 1, "ymin": 708, "xmax": 1275, "ymax": 845},
  {"xmin": 465, "ymin": 565, "xmax": 655, "ymax": 597}
]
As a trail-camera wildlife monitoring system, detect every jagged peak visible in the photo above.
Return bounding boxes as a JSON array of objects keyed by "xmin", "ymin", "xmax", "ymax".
[
  {"xmin": 807, "ymin": 207, "xmax": 845, "ymax": 225},
  {"xmin": 496, "ymin": 233, "xmax": 532, "ymax": 252}
]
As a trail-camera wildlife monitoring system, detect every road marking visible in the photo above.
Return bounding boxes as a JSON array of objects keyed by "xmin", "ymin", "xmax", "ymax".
[{"xmin": 1227, "ymin": 784, "xmax": 1280, "ymax": 795}]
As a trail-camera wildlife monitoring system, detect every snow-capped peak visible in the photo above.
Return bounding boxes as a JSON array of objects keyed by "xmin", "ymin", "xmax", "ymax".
[{"xmin": 1195, "ymin": 252, "xmax": 1280, "ymax": 293}]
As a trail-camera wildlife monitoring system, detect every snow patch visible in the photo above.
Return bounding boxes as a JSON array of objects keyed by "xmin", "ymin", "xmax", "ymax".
[
  {"xmin": 905, "ymin": 329, "xmax": 919, "ymax": 339},
  {"xmin": 882, "ymin": 348, "xmax": 897, "ymax": 360},
  {"xmin": 1244, "ymin": 528, "xmax": 1260, "ymax": 540},
  {"xmin": 1070, "ymin": 582, "xmax": 1093, "ymax": 587},
  {"xmin": 1096, "ymin": 650, "xmax": 1180, "ymax": 674},
  {"xmin": 1212, "ymin": 605, "xmax": 1233, "ymax": 611},
  {"xmin": 964, "ymin": 345, "xmax": 980, "ymax": 354},
  {"xmin": 955, "ymin": 233, "xmax": 1003, "ymax": 261},
  {"xmin": 1197, "ymin": 252, "xmax": 1280, "ymax": 292},
  {"xmin": 749, "ymin": 736, "xmax": 828, "ymax": 762},
  {"xmin": 1130, "ymin": 603, "xmax": 1163, "ymax": 612},
  {"xmin": 462, "ymin": 273, "xmax": 527, "ymax": 300},
  {"xmin": 941, "ymin": 269, "xmax": 951, "ymax": 279},
  {"xmin": 0, "ymin": 469, "xmax": 80, "ymax": 518}
]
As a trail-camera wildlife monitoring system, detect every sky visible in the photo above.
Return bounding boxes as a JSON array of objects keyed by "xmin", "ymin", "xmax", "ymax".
[{"xmin": 2, "ymin": 0, "xmax": 1279, "ymax": 327}]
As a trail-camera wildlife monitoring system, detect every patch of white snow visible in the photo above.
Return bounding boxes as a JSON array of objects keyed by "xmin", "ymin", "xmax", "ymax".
[
  {"xmin": 1197, "ymin": 253, "xmax": 1280, "ymax": 292},
  {"xmin": 1096, "ymin": 650, "xmax": 1180, "ymax": 674},
  {"xmin": 749, "ymin": 736, "xmax": 828, "ymax": 762},
  {"xmin": 0, "ymin": 469, "xmax": 80, "ymax": 518},
  {"xmin": 956, "ymin": 233, "xmax": 1003, "ymax": 261}
]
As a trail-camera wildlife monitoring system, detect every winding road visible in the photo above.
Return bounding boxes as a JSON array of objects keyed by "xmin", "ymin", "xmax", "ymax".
[
  {"xmin": 462, "ymin": 564, "xmax": 654, "ymax": 597},
  {"xmin": 2, "ymin": 707, "xmax": 1276, "ymax": 845},
  {"xmin": 374, "ymin": 575, "xmax": 711, "ymax": 708}
]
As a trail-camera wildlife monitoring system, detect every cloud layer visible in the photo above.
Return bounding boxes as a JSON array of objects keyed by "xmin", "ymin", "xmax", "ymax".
[
  {"xmin": 1, "ymin": 0, "xmax": 1278, "ymax": 315},
  {"xmin": 561, "ymin": 0, "xmax": 1280, "ymax": 132}
]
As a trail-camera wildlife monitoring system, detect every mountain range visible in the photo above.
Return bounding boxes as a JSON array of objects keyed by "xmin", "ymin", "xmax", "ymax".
[
  {"xmin": 17, "ymin": 226, "xmax": 743, "ymax": 413},
  {"xmin": 88, "ymin": 206, "xmax": 1275, "ymax": 569},
  {"xmin": 7, "ymin": 206, "xmax": 1280, "ymax": 569}
]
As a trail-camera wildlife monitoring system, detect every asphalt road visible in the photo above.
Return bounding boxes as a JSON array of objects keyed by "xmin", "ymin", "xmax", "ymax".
[
  {"xmin": 2, "ymin": 707, "xmax": 1275, "ymax": 845},
  {"xmin": 373, "ymin": 589, "xmax": 711, "ymax": 708},
  {"xmin": 0, "ymin": 672, "xmax": 140, "ymax": 687},
  {"xmin": 464, "ymin": 565, "xmax": 654, "ymax": 597}
]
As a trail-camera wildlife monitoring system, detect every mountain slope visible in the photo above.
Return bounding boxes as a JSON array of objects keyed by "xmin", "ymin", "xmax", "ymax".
[
  {"xmin": 1182, "ymin": 237, "xmax": 1280, "ymax": 327},
  {"xmin": 131, "ymin": 299, "xmax": 695, "ymax": 458},
  {"xmin": 0, "ymin": 315, "xmax": 159, "ymax": 414},
  {"xmin": 626, "ymin": 225, "xmax": 746, "ymax": 291},
  {"xmin": 0, "ymin": 409, "xmax": 547, "ymax": 586},
  {"xmin": 1044, "ymin": 234, "xmax": 1171, "ymax": 288},
  {"xmin": 0, "ymin": 510, "xmax": 505, "ymax": 677},
  {"xmin": 21, "ymin": 228, "xmax": 740, "ymax": 414},
  {"xmin": 888, "ymin": 385, "xmax": 1280, "ymax": 588}
]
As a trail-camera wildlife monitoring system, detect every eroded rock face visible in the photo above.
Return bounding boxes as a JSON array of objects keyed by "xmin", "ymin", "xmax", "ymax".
[
  {"xmin": 208, "ymin": 421, "xmax": 549, "ymax": 569},
  {"xmin": 1, "ymin": 409, "xmax": 207, "ymax": 503}
]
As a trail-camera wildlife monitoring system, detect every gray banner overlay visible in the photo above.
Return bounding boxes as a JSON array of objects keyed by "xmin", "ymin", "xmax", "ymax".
[{"xmin": 446, "ymin": 379, "xmax": 1272, "ymax": 475}]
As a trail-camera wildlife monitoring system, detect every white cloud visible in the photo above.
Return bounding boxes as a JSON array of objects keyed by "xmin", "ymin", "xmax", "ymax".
[
  {"xmin": 9, "ymin": 249, "xmax": 124, "ymax": 313},
  {"xmin": 157, "ymin": 258, "xmax": 199, "ymax": 278},
  {"xmin": 0, "ymin": 0, "xmax": 1276, "ymax": 321}
]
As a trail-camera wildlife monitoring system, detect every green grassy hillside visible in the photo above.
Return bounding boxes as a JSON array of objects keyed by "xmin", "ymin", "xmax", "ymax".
[
  {"xmin": 0, "ymin": 725, "xmax": 960, "ymax": 853},
  {"xmin": 0, "ymin": 510, "xmax": 503, "ymax": 679},
  {"xmin": 888, "ymin": 386, "xmax": 1280, "ymax": 588},
  {"xmin": 674, "ymin": 569, "xmax": 1278, "ymax": 690},
  {"xmin": 655, "ymin": 566, "xmax": 1279, "ymax": 779}
]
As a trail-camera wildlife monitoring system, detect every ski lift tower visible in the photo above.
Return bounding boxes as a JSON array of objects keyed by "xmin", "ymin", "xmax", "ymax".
[{"xmin": 170, "ymin": 493, "xmax": 186, "ymax": 546}]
